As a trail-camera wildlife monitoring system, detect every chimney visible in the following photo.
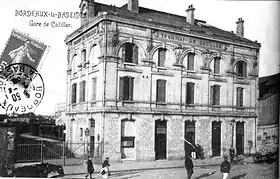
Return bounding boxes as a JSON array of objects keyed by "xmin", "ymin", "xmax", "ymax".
[
  {"xmin": 128, "ymin": 0, "xmax": 139, "ymax": 13},
  {"xmin": 186, "ymin": 4, "xmax": 195, "ymax": 25},
  {"xmin": 236, "ymin": 18, "xmax": 244, "ymax": 37}
]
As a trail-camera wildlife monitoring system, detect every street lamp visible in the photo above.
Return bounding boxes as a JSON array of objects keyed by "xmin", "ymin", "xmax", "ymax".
[{"xmin": 85, "ymin": 128, "xmax": 90, "ymax": 156}]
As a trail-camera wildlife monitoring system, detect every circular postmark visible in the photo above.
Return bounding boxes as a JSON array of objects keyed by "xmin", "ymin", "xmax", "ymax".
[{"xmin": 0, "ymin": 63, "xmax": 45, "ymax": 114}]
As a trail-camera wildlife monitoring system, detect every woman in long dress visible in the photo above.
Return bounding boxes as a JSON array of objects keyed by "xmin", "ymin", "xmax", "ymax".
[{"xmin": 9, "ymin": 41, "xmax": 35, "ymax": 64}]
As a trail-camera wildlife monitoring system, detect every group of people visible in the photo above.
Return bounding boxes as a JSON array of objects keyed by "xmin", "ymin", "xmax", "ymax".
[
  {"xmin": 185, "ymin": 141, "xmax": 235, "ymax": 179},
  {"xmin": 85, "ymin": 157, "xmax": 111, "ymax": 179}
]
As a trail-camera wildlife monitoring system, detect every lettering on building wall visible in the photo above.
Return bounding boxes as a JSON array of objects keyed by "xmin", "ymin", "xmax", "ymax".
[
  {"xmin": 153, "ymin": 31, "xmax": 227, "ymax": 50},
  {"xmin": 73, "ymin": 27, "xmax": 97, "ymax": 45}
]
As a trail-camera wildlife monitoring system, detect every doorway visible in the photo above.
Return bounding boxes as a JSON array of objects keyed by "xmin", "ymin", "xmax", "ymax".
[
  {"xmin": 212, "ymin": 121, "xmax": 221, "ymax": 156},
  {"xmin": 155, "ymin": 120, "xmax": 167, "ymax": 160},
  {"xmin": 236, "ymin": 122, "xmax": 244, "ymax": 155},
  {"xmin": 184, "ymin": 121, "xmax": 195, "ymax": 157}
]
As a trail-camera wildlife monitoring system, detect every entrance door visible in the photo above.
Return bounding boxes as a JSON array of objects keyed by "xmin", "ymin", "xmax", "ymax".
[
  {"xmin": 155, "ymin": 120, "xmax": 167, "ymax": 160},
  {"xmin": 212, "ymin": 121, "xmax": 221, "ymax": 156},
  {"xmin": 236, "ymin": 122, "xmax": 244, "ymax": 155},
  {"xmin": 184, "ymin": 121, "xmax": 195, "ymax": 157}
]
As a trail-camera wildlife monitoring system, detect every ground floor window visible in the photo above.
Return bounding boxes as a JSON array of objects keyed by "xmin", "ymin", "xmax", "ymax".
[{"xmin": 121, "ymin": 119, "xmax": 136, "ymax": 159}]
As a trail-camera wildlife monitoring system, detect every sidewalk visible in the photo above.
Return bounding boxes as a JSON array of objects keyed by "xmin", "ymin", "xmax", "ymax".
[{"xmin": 63, "ymin": 157, "xmax": 227, "ymax": 176}]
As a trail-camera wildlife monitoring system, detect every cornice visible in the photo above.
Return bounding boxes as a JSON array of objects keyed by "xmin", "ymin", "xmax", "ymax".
[{"xmin": 65, "ymin": 13, "xmax": 261, "ymax": 50}]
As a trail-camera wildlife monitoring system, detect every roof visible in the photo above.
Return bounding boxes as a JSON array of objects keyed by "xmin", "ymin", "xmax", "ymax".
[
  {"xmin": 259, "ymin": 73, "xmax": 280, "ymax": 100},
  {"xmin": 80, "ymin": 2, "xmax": 260, "ymax": 47}
]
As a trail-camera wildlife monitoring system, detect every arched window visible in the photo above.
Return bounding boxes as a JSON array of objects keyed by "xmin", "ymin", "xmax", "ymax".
[
  {"xmin": 81, "ymin": 4, "xmax": 88, "ymax": 25},
  {"xmin": 119, "ymin": 42, "xmax": 138, "ymax": 64},
  {"xmin": 81, "ymin": 49, "xmax": 86, "ymax": 64},
  {"xmin": 186, "ymin": 53, "xmax": 195, "ymax": 70},
  {"xmin": 213, "ymin": 57, "xmax": 221, "ymax": 74},
  {"xmin": 72, "ymin": 55, "xmax": 78, "ymax": 74},
  {"xmin": 236, "ymin": 61, "xmax": 247, "ymax": 77},
  {"xmin": 89, "ymin": 44, "xmax": 100, "ymax": 66}
]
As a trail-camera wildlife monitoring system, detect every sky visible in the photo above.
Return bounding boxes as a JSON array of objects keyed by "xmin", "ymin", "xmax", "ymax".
[{"xmin": 0, "ymin": 0, "xmax": 279, "ymax": 115}]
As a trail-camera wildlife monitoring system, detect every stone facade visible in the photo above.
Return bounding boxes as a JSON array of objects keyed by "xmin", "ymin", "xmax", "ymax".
[{"xmin": 64, "ymin": 0, "xmax": 261, "ymax": 162}]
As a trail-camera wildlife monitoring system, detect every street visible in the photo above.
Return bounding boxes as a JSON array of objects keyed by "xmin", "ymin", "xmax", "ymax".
[{"xmin": 63, "ymin": 162, "xmax": 277, "ymax": 179}]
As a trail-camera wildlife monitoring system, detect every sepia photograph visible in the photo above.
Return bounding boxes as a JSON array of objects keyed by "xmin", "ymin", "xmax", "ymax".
[{"xmin": 0, "ymin": 0, "xmax": 279, "ymax": 178}]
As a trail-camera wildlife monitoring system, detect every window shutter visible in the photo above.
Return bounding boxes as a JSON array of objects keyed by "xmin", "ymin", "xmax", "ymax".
[
  {"xmin": 210, "ymin": 85, "xmax": 213, "ymax": 105},
  {"xmin": 132, "ymin": 44, "xmax": 138, "ymax": 64},
  {"xmin": 92, "ymin": 78, "xmax": 97, "ymax": 101},
  {"xmin": 186, "ymin": 83, "xmax": 189, "ymax": 104},
  {"xmin": 72, "ymin": 84, "xmax": 76, "ymax": 103},
  {"xmin": 215, "ymin": 85, "xmax": 220, "ymax": 105},
  {"xmin": 190, "ymin": 83, "xmax": 194, "ymax": 104},
  {"xmin": 83, "ymin": 81, "xmax": 86, "ymax": 102},
  {"xmin": 214, "ymin": 58, "xmax": 220, "ymax": 74},
  {"xmin": 187, "ymin": 54, "xmax": 194, "ymax": 70},
  {"xmin": 129, "ymin": 77, "xmax": 134, "ymax": 100},
  {"xmin": 79, "ymin": 82, "xmax": 82, "ymax": 102},
  {"xmin": 121, "ymin": 45, "xmax": 126, "ymax": 61},
  {"xmin": 240, "ymin": 88, "xmax": 243, "ymax": 107},
  {"xmin": 157, "ymin": 80, "xmax": 166, "ymax": 102},
  {"xmin": 119, "ymin": 77, "xmax": 124, "ymax": 100},
  {"xmin": 243, "ymin": 62, "xmax": 247, "ymax": 77},
  {"xmin": 158, "ymin": 48, "xmax": 166, "ymax": 67},
  {"xmin": 237, "ymin": 88, "xmax": 240, "ymax": 107}
]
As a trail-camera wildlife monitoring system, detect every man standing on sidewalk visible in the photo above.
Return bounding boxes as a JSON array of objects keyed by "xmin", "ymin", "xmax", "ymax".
[
  {"xmin": 185, "ymin": 156, "xmax": 194, "ymax": 179},
  {"xmin": 220, "ymin": 156, "xmax": 231, "ymax": 179},
  {"xmin": 229, "ymin": 146, "xmax": 235, "ymax": 164}
]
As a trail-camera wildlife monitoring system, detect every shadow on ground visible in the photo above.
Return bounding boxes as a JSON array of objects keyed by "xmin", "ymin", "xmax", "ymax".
[
  {"xmin": 231, "ymin": 173, "xmax": 247, "ymax": 179},
  {"xmin": 193, "ymin": 171, "xmax": 216, "ymax": 179}
]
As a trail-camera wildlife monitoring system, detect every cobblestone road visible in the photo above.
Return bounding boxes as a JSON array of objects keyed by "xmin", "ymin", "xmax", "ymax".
[{"xmin": 63, "ymin": 162, "xmax": 277, "ymax": 179}]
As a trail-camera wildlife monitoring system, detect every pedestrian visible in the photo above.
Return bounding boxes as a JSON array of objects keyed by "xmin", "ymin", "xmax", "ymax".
[
  {"xmin": 85, "ymin": 157, "xmax": 94, "ymax": 179},
  {"xmin": 185, "ymin": 156, "xmax": 194, "ymax": 179},
  {"xmin": 100, "ymin": 157, "xmax": 111, "ymax": 178},
  {"xmin": 229, "ymin": 146, "xmax": 235, "ymax": 164},
  {"xmin": 220, "ymin": 156, "xmax": 231, "ymax": 179}
]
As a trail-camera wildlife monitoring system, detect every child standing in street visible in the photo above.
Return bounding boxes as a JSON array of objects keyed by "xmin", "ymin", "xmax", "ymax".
[{"xmin": 220, "ymin": 156, "xmax": 231, "ymax": 179}]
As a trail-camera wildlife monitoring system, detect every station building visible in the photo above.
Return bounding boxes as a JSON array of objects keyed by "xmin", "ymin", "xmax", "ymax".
[{"xmin": 64, "ymin": 0, "xmax": 261, "ymax": 162}]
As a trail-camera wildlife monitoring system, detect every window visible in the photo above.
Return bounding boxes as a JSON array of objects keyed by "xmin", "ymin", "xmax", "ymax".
[
  {"xmin": 119, "ymin": 76, "xmax": 134, "ymax": 100},
  {"xmin": 122, "ymin": 43, "xmax": 138, "ymax": 64},
  {"xmin": 214, "ymin": 57, "xmax": 220, "ymax": 74},
  {"xmin": 80, "ymin": 128, "xmax": 83, "ymax": 137},
  {"xmin": 210, "ymin": 84, "xmax": 220, "ymax": 105},
  {"xmin": 236, "ymin": 61, "xmax": 247, "ymax": 77},
  {"xmin": 72, "ymin": 55, "xmax": 78, "ymax": 74},
  {"xmin": 187, "ymin": 53, "xmax": 195, "ymax": 70},
  {"xmin": 79, "ymin": 80, "xmax": 86, "ymax": 102},
  {"xmin": 186, "ymin": 82, "xmax": 195, "ymax": 105},
  {"xmin": 236, "ymin": 87, "xmax": 244, "ymax": 107},
  {"xmin": 81, "ymin": 49, "xmax": 86, "ymax": 64},
  {"xmin": 156, "ymin": 79, "xmax": 166, "ymax": 103},
  {"xmin": 158, "ymin": 48, "xmax": 166, "ymax": 67},
  {"xmin": 92, "ymin": 78, "xmax": 97, "ymax": 101},
  {"xmin": 90, "ymin": 44, "xmax": 100, "ymax": 65},
  {"xmin": 121, "ymin": 120, "xmax": 135, "ymax": 148},
  {"xmin": 71, "ymin": 83, "xmax": 77, "ymax": 104}
]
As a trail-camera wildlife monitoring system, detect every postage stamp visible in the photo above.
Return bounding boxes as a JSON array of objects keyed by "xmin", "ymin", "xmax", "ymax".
[
  {"xmin": 0, "ymin": 63, "xmax": 45, "ymax": 114},
  {"xmin": 0, "ymin": 29, "xmax": 48, "ymax": 71}
]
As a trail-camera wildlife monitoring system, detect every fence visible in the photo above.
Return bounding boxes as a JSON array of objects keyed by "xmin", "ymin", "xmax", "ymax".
[{"xmin": 15, "ymin": 140, "xmax": 104, "ymax": 166}]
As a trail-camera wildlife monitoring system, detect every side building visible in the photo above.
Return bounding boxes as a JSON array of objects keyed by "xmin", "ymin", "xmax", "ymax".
[
  {"xmin": 257, "ymin": 73, "xmax": 280, "ymax": 153},
  {"xmin": 64, "ymin": 0, "xmax": 261, "ymax": 162}
]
